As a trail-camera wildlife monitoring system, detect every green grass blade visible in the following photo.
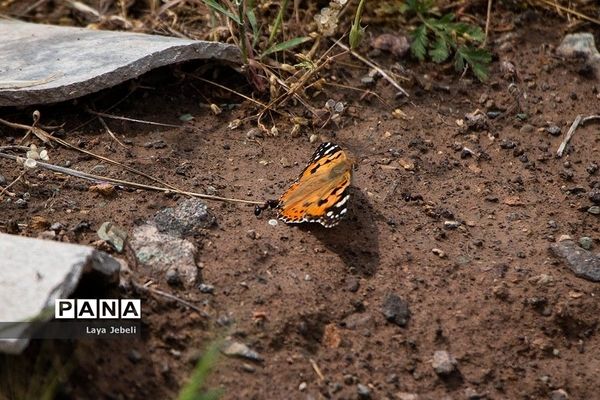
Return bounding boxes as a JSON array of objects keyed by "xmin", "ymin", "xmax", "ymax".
[
  {"xmin": 177, "ymin": 342, "xmax": 222, "ymax": 400},
  {"xmin": 201, "ymin": 0, "xmax": 241, "ymax": 25},
  {"xmin": 267, "ymin": 0, "xmax": 290, "ymax": 47},
  {"xmin": 261, "ymin": 36, "xmax": 311, "ymax": 58}
]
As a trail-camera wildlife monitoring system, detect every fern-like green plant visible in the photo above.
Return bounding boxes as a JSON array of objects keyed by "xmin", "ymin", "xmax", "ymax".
[{"xmin": 403, "ymin": 0, "xmax": 491, "ymax": 81}]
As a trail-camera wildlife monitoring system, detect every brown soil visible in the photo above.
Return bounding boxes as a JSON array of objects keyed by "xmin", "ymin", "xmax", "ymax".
[{"xmin": 1, "ymin": 14, "xmax": 599, "ymax": 400}]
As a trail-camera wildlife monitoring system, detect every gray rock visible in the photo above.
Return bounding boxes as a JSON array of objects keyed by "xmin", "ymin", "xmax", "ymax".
[
  {"xmin": 0, "ymin": 20, "xmax": 241, "ymax": 106},
  {"xmin": 0, "ymin": 174, "xmax": 6, "ymax": 185},
  {"xmin": 550, "ymin": 240, "xmax": 600, "ymax": 281},
  {"xmin": 381, "ymin": 293, "xmax": 410, "ymax": 327},
  {"xmin": 221, "ymin": 339, "xmax": 263, "ymax": 362},
  {"xmin": 0, "ymin": 233, "xmax": 120, "ymax": 354},
  {"xmin": 432, "ymin": 350, "xmax": 458, "ymax": 376},
  {"xmin": 588, "ymin": 206, "xmax": 600, "ymax": 215},
  {"xmin": 556, "ymin": 33, "xmax": 600, "ymax": 78},
  {"xmin": 357, "ymin": 383, "xmax": 371, "ymax": 399},
  {"xmin": 154, "ymin": 198, "xmax": 216, "ymax": 237},
  {"xmin": 130, "ymin": 224, "xmax": 199, "ymax": 286},
  {"xmin": 97, "ymin": 221, "xmax": 127, "ymax": 252}
]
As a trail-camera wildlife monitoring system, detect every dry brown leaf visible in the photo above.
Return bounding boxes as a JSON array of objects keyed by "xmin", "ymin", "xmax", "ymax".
[
  {"xmin": 89, "ymin": 183, "xmax": 116, "ymax": 197},
  {"xmin": 30, "ymin": 215, "xmax": 50, "ymax": 230}
]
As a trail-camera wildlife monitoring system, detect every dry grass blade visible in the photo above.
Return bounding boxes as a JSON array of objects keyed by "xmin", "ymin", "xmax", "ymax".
[
  {"xmin": 85, "ymin": 109, "xmax": 183, "ymax": 128},
  {"xmin": 98, "ymin": 116, "xmax": 127, "ymax": 148},
  {"xmin": 256, "ymin": 39, "xmax": 348, "ymax": 129},
  {"xmin": 193, "ymin": 76, "xmax": 269, "ymax": 109},
  {"xmin": 532, "ymin": 0, "xmax": 600, "ymax": 25},
  {"xmin": 0, "ymin": 117, "xmax": 50, "ymax": 144},
  {"xmin": 0, "ymin": 151, "xmax": 264, "ymax": 205},
  {"xmin": 0, "ymin": 115, "xmax": 181, "ymax": 191},
  {"xmin": 0, "ymin": 171, "xmax": 25, "ymax": 198},
  {"xmin": 336, "ymin": 42, "xmax": 409, "ymax": 97},
  {"xmin": 557, "ymin": 114, "xmax": 600, "ymax": 157}
]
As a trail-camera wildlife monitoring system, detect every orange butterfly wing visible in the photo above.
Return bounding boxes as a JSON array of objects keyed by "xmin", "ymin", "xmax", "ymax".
[{"xmin": 277, "ymin": 143, "xmax": 353, "ymax": 227}]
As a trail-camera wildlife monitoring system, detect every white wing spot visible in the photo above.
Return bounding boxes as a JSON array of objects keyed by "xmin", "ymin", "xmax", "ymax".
[
  {"xmin": 323, "ymin": 144, "xmax": 337, "ymax": 155},
  {"xmin": 335, "ymin": 194, "xmax": 350, "ymax": 208}
]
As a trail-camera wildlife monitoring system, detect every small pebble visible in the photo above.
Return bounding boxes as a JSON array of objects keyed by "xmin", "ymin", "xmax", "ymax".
[
  {"xmin": 550, "ymin": 389, "xmax": 569, "ymax": 400},
  {"xmin": 357, "ymin": 383, "xmax": 371, "ymax": 399},
  {"xmin": 198, "ymin": 283, "xmax": 215, "ymax": 294},
  {"xmin": 127, "ymin": 349, "xmax": 142, "ymax": 363},
  {"xmin": 432, "ymin": 350, "xmax": 457, "ymax": 376},
  {"xmin": 432, "ymin": 248, "xmax": 446, "ymax": 258},
  {"xmin": 520, "ymin": 124, "xmax": 534, "ymax": 133},
  {"xmin": 241, "ymin": 363, "xmax": 256, "ymax": 373},
  {"xmin": 579, "ymin": 237, "xmax": 593, "ymax": 250},
  {"xmin": 443, "ymin": 220, "xmax": 461, "ymax": 229},
  {"xmin": 588, "ymin": 206, "xmax": 600, "ymax": 215},
  {"xmin": 299, "ymin": 382, "xmax": 307, "ymax": 391},
  {"xmin": 545, "ymin": 125, "xmax": 561, "ymax": 136},
  {"xmin": 589, "ymin": 188, "xmax": 600, "ymax": 204},
  {"xmin": 165, "ymin": 269, "xmax": 182, "ymax": 286},
  {"xmin": 14, "ymin": 198, "xmax": 27, "ymax": 208}
]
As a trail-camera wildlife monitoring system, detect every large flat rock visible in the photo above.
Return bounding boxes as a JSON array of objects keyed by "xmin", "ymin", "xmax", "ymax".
[
  {"xmin": 0, "ymin": 233, "xmax": 120, "ymax": 353},
  {"xmin": 0, "ymin": 20, "xmax": 241, "ymax": 106}
]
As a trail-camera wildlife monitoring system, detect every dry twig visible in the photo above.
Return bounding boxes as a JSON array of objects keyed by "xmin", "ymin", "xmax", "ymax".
[
  {"xmin": 132, "ymin": 280, "xmax": 208, "ymax": 317},
  {"xmin": 336, "ymin": 42, "xmax": 409, "ymax": 97},
  {"xmin": 0, "ymin": 151, "xmax": 264, "ymax": 205},
  {"xmin": 557, "ymin": 114, "xmax": 600, "ymax": 157}
]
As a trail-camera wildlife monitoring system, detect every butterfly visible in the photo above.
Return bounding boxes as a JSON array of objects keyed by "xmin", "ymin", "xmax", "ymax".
[{"xmin": 256, "ymin": 142, "xmax": 353, "ymax": 228}]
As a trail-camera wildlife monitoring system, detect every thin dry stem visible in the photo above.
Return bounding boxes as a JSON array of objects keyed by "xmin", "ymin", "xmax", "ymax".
[{"xmin": 0, "ymin": 151, "xmax": 264, "ymax": 205}]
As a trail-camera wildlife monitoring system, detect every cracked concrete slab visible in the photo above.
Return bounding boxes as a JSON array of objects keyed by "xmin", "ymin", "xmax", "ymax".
[{"xmin": 0, "ymin": 20, "xmax": 241, "ymax": 106}]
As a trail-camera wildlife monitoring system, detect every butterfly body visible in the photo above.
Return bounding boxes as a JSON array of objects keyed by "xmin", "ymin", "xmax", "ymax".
[{"xmin": 276, "ymin": 142, "xmax": 353, "ymax": 228}]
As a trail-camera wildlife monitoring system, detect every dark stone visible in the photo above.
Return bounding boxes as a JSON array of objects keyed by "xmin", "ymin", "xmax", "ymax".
[
  {"xmin": 381, "ymin": 293, "xmax": 410, "ymax": 327},
  {"xmin": 551, "ymin": 240, "xmax": 600, "ymax": 281}
]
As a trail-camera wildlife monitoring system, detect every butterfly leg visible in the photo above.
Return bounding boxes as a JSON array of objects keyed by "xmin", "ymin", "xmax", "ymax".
[{"xmin": 254, "ymin": 199, "xmax": 279, "ymax": 216}]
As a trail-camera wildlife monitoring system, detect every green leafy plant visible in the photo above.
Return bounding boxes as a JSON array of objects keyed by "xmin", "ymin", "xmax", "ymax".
[{"xmin": 403, "ymin": 0, "xmax": 491, "ymax": 81}]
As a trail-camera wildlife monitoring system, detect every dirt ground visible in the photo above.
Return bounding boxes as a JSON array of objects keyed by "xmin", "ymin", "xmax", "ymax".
[{"xmin": 1, "ymin": 11, "xmax": 599, "ymax": 400}]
